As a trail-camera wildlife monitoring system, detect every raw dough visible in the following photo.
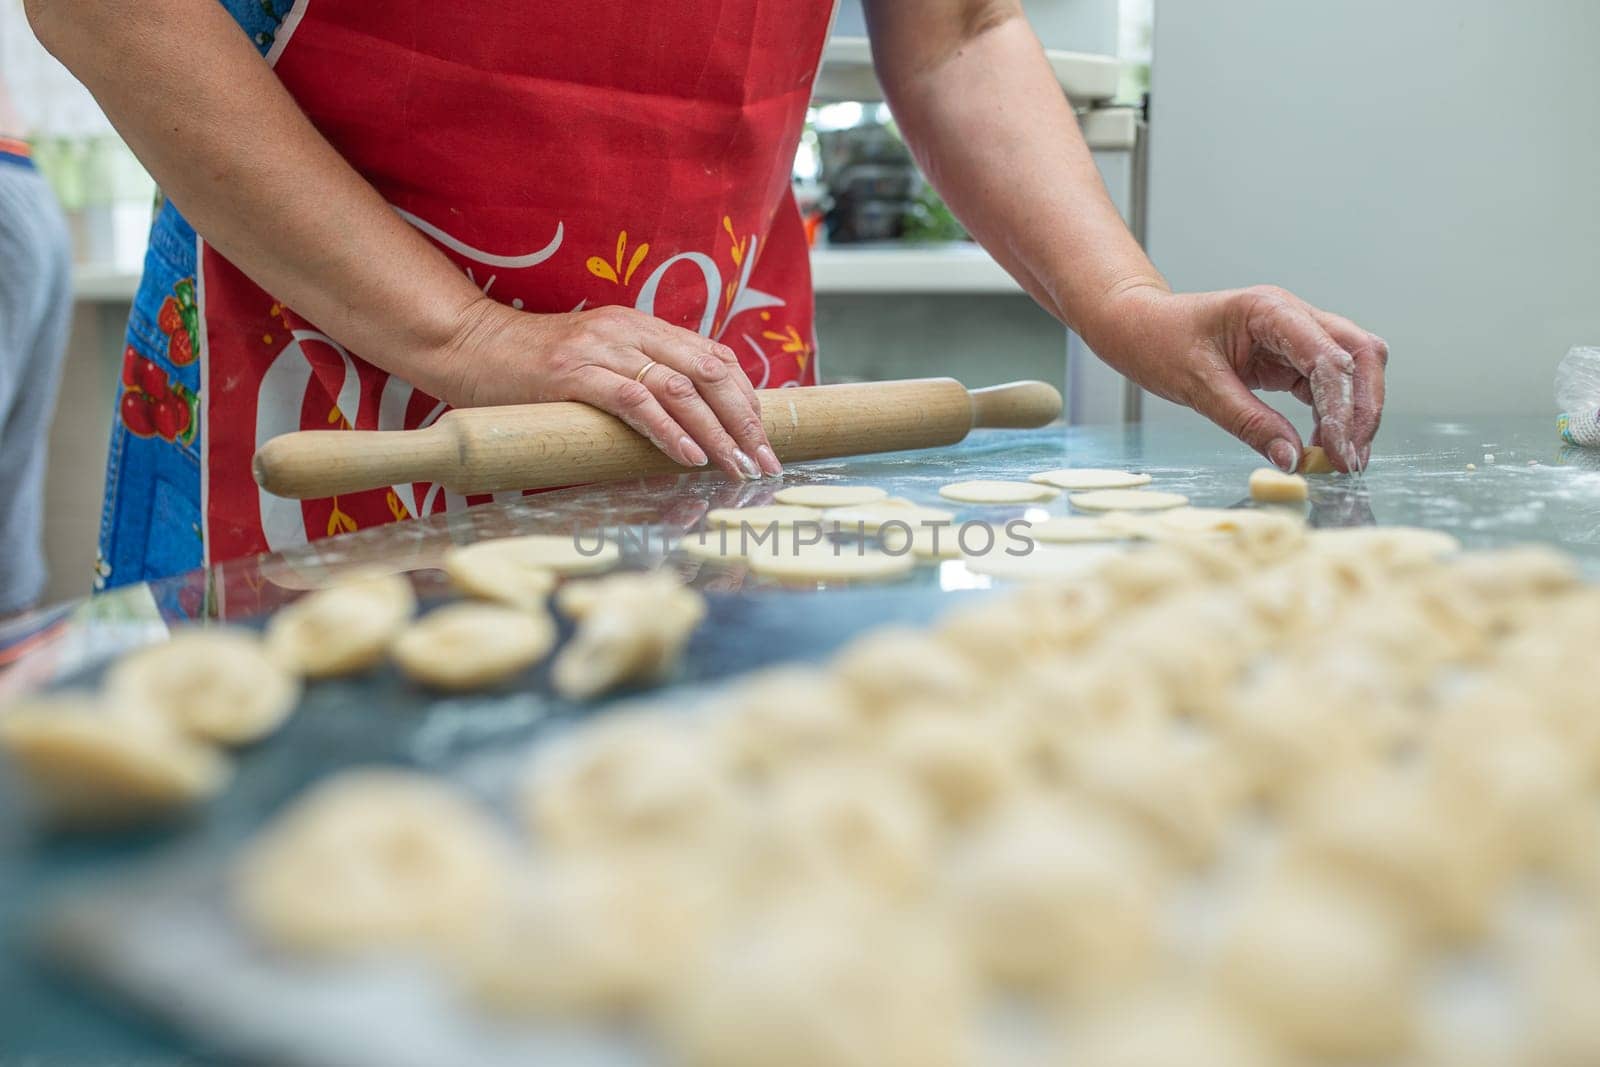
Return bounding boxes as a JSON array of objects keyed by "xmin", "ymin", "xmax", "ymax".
[
  {"xmin": 962, "ymin": 543, "xmax": 1124, "ymax": 581},
  {"xmin": 0, "ymin": 696, "xmax": 231, "ymax": 827},
  {"xmin": 879, "ymin": 524, "xmax": 964, "ymax": 560},
  {"xmin": 676, "ymin": 528, "xmax": 752, "ymax": 561},
  {"xmin": 265, "ymin": 573, "xmax": 417, "ymax": 678},
  {"xmin": 1069, "ymin": 488, "xmax": 1190, "ymax": 512},
  {"xmin": 1248, "ymin": 466, "xmax": 1309, "ymax": 503},
  {"xmin": 713, "ymin": 667, "xmax": 864, "ymax": 779},
  {"xmin": 704, "ymin": 505, "xmax": 824, "ymax": 529},
  {"xmin": 1027, "ymin": 468, "xmax": 1152, "ymax": 490},
  {"xmin": 106, "ymin": 628, "xmax": 301, "ymax": 745},
  {"xmin": 746, "ymin": 542, "xmax": 915, "ymax": 584},
  {"xmin": 551, "ymin": 571, "xmax": 706, "ymax": 699},
  {"xmin": 391, "ymin": 604, "xmax": 555, "ymax": 690},
  {"xmin": 446, "ymin": 533, "xmax": 619, "ymax": 582},
  {"xmin": 1298, "ymin": 444, "xmax": 1337, "ymax": 474},
  {"xmin": 938, "ymin": 479, "xmax": 1059, "ymax": 504},
  {"xmin": 1152, "ymin": 506, "xmax": 1304, "ymax": 538},
  {"xmin": 885, "ymin": 713, "xmax": 1013, "ymax": 824},
  {"xmin": 443, "ymin": 541, "xmax": 557, "ymax": 611},
  {"xmin": 822, "ymin": 503, "xmax": 955, "ymax": 534},
  {"xmin": 233, "ymin": 768, "xmax": 512, "ymax": 955},
  {"xmin": 1023, "ymin": 515, "xmax": 1133, "ymax": 544},
  {"xmin": 1308, "ymin": 525, "xmax": 1461, "ymax": 562},
  {"xmin": 772, "ymin": 484, "xmax": 888, "ymax": 508}
]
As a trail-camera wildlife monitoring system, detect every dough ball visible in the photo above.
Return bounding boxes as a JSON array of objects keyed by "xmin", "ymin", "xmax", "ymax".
[
  {"xmin": 1284, "ymin": 767, "xmax": 1509, "ymax": 944},
  {"xmin": 520, "ymin": 713, "xmax": 730, "ymax": 850},
  {"xmin": 442, "ymin": 540, "xmax": 557, "ymax": 611},
  {"xmin": 1072, "ymin": 992, "xmax": 1284, "ymax": 1067},
  {"xmin": 772, "ymin": 484, "xmax": 889, "ymax": 508},
  {"xmin": 713, "ymin": 667, "xmax": 865, "ymax": 780},
  {"xmin": 946, "ymin": 802, "xmax": 1158, "ymax": 997},
  {"xmin": 391, "ymin": 604, "xmax": 555, "ymax": 690},
  {"xmin": 0, "ymin": 695, "xmax": 231, "ymax": 827},
  {"xmin": 265, "ymin": 573, "xmax": 416, "ymax": 678},
  {"xmin": 233, "ymin": 768, "xmax": 512, "ymax": 955},
  {"xmin": 1069, "ymin": 488, "xmax": 1189, "ymax": 512},
  {"xmin": 662, "ymin": 900, "xmax": 974, "ymax": 1067},
  {"xmin": 1028, "ymin": 468, "xmax": 1152, "ymax": 491},
  {"xmin": 885, "ymin": 712, "xmax": 1015, "ymax": 825},
  {"xmin": 442, "ymin": 532, "xmax": 618, "ymax": 579},
  {"xmin": 1296, "ymin": 444, "xmax": 1336, "ymax": 473},
  {"xmin": 456, "ymin": 851, "xmax": 718, "ymax": 1018},
  {"xmin": 746, "ymin": 542, "xmax": 915, "ymax": 584},
  {"xmin": 1219, "ymin": 876, "xmax": 1419, "ymax": 1060},
  {"xmin": 938, "ymin": 479, "xmax": 1060, "ymax": 504},
  {"xmin": 1247, "ymin": 466, "xmax": 1309, "ymax": 503},
  {"xmin": 832, "ymin": 627, "xmax": 987, "ymax": 719},
  {"xmin": 749, "ymin": 762, "xmax": 936, "ymax": 901},
  {"xmin": 550, "ymin": 572, "xmax": 706, "ymax": 699},
  {"xmin": 106, "ymin": 628, "xmax": 300, "ymax": 745}
]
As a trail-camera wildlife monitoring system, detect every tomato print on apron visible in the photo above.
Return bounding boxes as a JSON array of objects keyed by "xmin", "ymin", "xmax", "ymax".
[{"xmin": 98, "ymin": 0, "xmax": 832, "ymax": 590}]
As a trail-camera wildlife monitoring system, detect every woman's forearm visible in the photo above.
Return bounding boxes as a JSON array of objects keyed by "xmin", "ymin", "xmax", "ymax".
[
  {"xmin": 26, "ymin": 0, "xmax": 482, "ymax": 398},
  {"xmin": 864, "ymin": 1, "xmax": 1165, "ymax": 356}
]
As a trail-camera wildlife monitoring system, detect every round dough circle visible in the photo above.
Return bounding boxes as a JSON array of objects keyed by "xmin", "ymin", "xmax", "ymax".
[
  {"xmin": 1153, "ymin": 507, "xmax": 1304, "ymax": 537},
  {"xmin": 746, "ymin": 543, "xmax": 916, "ymax": 583},
  {"xmin": 938, "ymin": 480, "xmax": 1060, "ymax": 504},
  {"xmin": 824, "ymin": 504, "xmax": 956, "ymax": 534},
  {"xmin": 266, "ymin": 573, "xmax": 417, "ymax": 679},
  {"xmin": 962, "ymin": 543, "xmax": 1125, "ymax": 581},
  {"xmin": 1028, "ymin": 468, "xmax": 1152, "ymax": 491},
  {"xmin": 392, "ymin": 604, "xmax": 556, "ymax": 690},
  {"xmin": 107, "ymin": 629, "xmax": 301, "ymax": 745},
  {"xmin": 1024, "ymin": 516, "xmax": 1134, "ymax": 544},
  {"xmin": 1070, "ymin": 488, "xmax": 1190, "ymax": 512},
  {"xmin": 705, "ymin": 505, "xmax": 826, "ymax": 529},
  {"xmin": 444, "ymin": 542, "xmax": 558, "ymax": 610},
  {"xmin": 880, "ymin": 525, "xmax": 964, "ymax": 560},
  {"xmin": 447, "ymin": 533, "xmax": 619, "ymax": 579},
  {"xmin": 772, "ymin": 485, "xmax": 889, "ymax": 508}
]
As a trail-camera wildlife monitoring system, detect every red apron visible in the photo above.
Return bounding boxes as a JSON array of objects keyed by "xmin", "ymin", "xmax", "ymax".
[{"xmin": 200, "ymin": 1, "xmax": 831, "ymax": 563}]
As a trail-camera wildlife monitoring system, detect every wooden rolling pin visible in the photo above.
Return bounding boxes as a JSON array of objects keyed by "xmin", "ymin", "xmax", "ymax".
[{"xmin": 253, "ymin": 377, "xmax": 1061, "ymax": 499}]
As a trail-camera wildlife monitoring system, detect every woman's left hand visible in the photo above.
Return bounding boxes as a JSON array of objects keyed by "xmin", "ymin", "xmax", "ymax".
[{"xmin": 1088, "ymin": 284, "xmax": 1388, "ymax": 474}]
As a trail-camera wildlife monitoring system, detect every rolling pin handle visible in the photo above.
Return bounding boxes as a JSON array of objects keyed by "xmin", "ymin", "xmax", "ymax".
[{"xmin": 967, "ymin": 380, "xmax": 1063, "ymax": 429}]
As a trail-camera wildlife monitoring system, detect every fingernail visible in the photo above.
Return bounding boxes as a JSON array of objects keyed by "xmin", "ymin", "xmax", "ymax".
[
  {"xmin": 680, "ymin": 436, "xmax": 709, "ymax": 467},
  {"xmin": 1268, "ymin": 439, "xmax": 1298, "ymax": 473},
  {"xmin": 732, "ymin": 449, "xmax": 761, "ymax": 480},
  {"xmin": 756, "ymin": 445, "xmax": 782, "ymax": 476}
]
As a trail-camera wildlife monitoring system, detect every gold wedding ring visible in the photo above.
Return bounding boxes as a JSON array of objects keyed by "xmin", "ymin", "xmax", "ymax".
[{"xmin": 634, "ymin": 359, "xmax": 658, "ymax": 383}]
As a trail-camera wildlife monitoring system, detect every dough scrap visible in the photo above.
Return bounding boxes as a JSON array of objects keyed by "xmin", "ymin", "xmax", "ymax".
[
  {"xmin": 265, "ymin": 573, "xmax": 417, "ymax": 678},
  {"xmin": 0, "ymin": 696, "xmax": 231, "ymax": 827},
  {"xmin": 551, "ymin": 571, "xmax": 707, "ymax": 699},
  {"xmin": 746, "ymin": 543, "xmax": 915, "ymax": 584},
  {"xmin": 1027, "ymin": 468, "xmax": 1152, "ymax": 490},
  {"xmin": 233, "ymin": 768, "xmax": 512, "ymax": 955},
  {"xmin": 772, "ymin": 484, "xmax": 888, "ymax": 508},
  {"xmin": 1298, "ymin": 444, "xmax": 1337, "ymax": 474},
  {"xmin": 1024, "ymin": 516, "xmax": 1134, "ymax": 544},
  {"xmin": 1069, "ymin": 488, "xmax": 1190, "ymax": 512},
  {"xmin": 443, "ymin": 541, "xmax": 557, "ymax": 611},
  {"xmin": 1248, "ymin": 466, "xmax": 1309, "ymax": 503},
  {"xmin": 938, "ymin": 479, "xmax": 1059, "ymax": 504},
  {"xmin": 392, "ymin": 604, "xmax": 556, "ymax": 690},
  {"xmin": 106, "ymin": 628, "xmax": 301, "ymax": 745}
]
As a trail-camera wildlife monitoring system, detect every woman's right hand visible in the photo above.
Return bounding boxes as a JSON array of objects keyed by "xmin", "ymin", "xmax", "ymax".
[{"xmin": 441, "ymin": 299, "xmax": 780, "ymax": 481}]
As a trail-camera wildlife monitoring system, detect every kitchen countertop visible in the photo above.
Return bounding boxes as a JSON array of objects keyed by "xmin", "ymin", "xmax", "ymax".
[{"xmin": 2, "ymin": 413, "xmax": 1597, "ymax": 1062}]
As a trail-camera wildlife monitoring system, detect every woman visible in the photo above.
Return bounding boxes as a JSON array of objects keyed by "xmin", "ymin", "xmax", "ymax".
[{"xmin": 28, "ymin": 0, "xmax": 1387, "ymax": 590}]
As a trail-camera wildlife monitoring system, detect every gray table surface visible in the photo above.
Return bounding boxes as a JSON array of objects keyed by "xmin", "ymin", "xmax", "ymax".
[{"xmin": 2, "ymin": 413, "xmax": 1597, "ymax": 1064}]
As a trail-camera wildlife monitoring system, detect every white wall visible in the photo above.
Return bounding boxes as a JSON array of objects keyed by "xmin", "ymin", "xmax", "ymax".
[
  {"xmin": 832, "ymin": 0, "xmax": 1119, "ymax": 54},
  {"xmin": 1147, "ymin": 0, "xmax": 1600, "ymax": 425}
]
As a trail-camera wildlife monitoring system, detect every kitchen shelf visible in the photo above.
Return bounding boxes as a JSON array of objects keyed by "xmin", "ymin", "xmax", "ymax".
[
  {"xmin": 810, "ymin": 244, "xmax": 1022, "ymax": 295},
  {"xmin": 814, "ymin": 37, "xmax": 1122, "ymax": 106}
]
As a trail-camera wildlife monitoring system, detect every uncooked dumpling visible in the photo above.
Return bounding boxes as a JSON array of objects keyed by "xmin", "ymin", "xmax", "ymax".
[
  {"xmin": 443, "ymin": 541, "xmax": 558, "ymax": 610},
  {"xmin": 391, "ymin": 604, "xmax": 555, "ymax": 690},
  {"xmin": 938, "ymin": 479, "xmax": 1059, "ymax": 504},
  {"xmin": 106, "ymin": 628, "xmax": 300, "ymax": 745},
  {"xmin": 772, "ymin": 484, "xmax": 888, "ymax": 508},
  {"xmin": 233, "ymin": 768, "xmax": 512, "ymax": 955},
  {"xmin": 550, "ymin": 571, "xmax": 706, "ymax": 699},
  {"xmin": 1028, "ymin": 468, "xmax": 1152, "ymax": 490},
  {"xmin": 265, "ymin": 573, "xmax": 416, "ymax": 678}
]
